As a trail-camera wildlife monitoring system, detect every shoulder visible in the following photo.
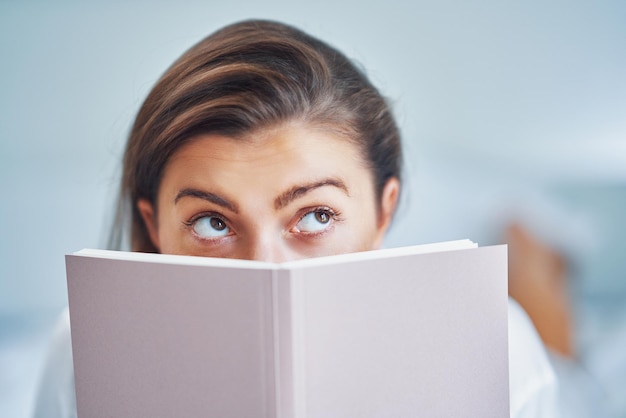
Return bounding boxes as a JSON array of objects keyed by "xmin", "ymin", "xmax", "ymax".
[
  {"xmin": 32, "ymin": 307, "xmax": 77, "ymax": 418},
  {"xmin": 508, "ymin": 298, "xmax": 560, "ymax": 418}
]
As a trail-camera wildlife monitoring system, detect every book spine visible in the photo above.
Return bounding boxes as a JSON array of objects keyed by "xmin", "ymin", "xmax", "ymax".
[
  {"xmin": 273, "ymin": 268, "xmax": 306, "ymax": 418},
  {"xmin": 272, "ymin": 268, "xmax": 290, "ymax": 417}
]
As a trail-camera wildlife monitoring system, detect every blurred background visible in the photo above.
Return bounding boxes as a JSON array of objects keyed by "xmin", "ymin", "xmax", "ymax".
[{"xmin": 1, "ymin": 0, "xmax": 625, "ymax": 416}]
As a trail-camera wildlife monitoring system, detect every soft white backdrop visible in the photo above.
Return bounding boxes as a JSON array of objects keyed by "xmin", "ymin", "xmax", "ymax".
[{"xmin": 1, "ymin": 1, "xmax": 625, "ymax": 417}]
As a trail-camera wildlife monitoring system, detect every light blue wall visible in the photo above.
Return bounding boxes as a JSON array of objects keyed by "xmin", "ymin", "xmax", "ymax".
[{"xmin": 2, "ymin": 0, "xmax": 624, "ymax": 315}]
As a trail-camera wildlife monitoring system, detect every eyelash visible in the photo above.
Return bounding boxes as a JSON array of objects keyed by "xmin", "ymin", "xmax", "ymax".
[
  {"xmin": 182, "ymin": 206, "xmax": 344, "ymax": 240},
  {"xmin": 182, "ymin": 212, "xmax": 232, "ymax": 237},
  {"xmin": 183, "ymin": 211, "xmax": 224, "ymax": 226},
  {"xmin": 294, "ymin": 206, "xmax": 344, "ymax": 235}
]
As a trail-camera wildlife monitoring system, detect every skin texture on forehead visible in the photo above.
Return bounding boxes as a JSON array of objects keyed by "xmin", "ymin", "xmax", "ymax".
[{"xmin": 137, "ymin": 123, "xmax": 399, "ymax": 262}]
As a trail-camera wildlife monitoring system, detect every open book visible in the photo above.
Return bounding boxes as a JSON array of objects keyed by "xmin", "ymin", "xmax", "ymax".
[{"xmin": 66, "ymin": 240, "xmax": 509, "ymax": 417}]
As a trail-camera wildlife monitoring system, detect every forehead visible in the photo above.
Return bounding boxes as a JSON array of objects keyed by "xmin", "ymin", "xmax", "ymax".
[{"xmin": 163, "ymin": 124, "xmax": 371, "ymax": 186}]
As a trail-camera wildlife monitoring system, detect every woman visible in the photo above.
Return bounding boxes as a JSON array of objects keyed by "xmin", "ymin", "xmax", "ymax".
[{"xmin": 34, "ymin": 19, "xmax": 559, "ymax": 417}]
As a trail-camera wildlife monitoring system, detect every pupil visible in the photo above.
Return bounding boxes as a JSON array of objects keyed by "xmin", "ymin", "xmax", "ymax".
[
  {"xmin": 210, "ymin": 217, "xmax": 226, "ymax": 230},
  {"xmin": 315, "ymin": 211, "xmax": 329, "ymax": 223}
]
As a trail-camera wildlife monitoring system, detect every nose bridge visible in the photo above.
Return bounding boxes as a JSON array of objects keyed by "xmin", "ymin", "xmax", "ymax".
[{"xmin": 245, "ymin": 230, "xmax": 288, "ymax": 263}]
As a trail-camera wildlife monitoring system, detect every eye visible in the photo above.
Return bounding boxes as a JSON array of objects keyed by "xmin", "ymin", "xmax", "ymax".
[
  {"xmin": 191, "ymin": 215, "xmax": 231, "ymax": 238},
  {"xmin": 295, "ymin": 209, "xmax": 334, "ymax": 233}
]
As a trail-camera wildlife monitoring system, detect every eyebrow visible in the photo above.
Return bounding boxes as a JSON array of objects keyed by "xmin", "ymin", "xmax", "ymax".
[
  {"xmin": 174, "ymin": 189, "xmax": 239, "ymax": 213},
  {"xmin": 274, "ymin": 178, "xmax": 349, "ymax": 210},
  {"xmin": 173, "ymin": 178, "xmax": 349, "ymax": 213}
]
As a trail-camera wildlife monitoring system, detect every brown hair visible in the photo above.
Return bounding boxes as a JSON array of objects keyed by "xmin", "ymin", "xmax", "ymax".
[{"xmin": 110, "ymin": 19, "xmax": 402, "ymax": 252}]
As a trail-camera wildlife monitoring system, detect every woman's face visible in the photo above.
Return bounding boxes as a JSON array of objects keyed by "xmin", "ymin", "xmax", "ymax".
[{"xmin": 138, "ymin": 123, "xmax": 399, "ymax": 262}]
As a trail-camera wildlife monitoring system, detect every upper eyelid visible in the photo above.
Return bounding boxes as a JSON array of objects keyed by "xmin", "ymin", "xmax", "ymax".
[
  {"xmin": 295, "ymin": 206, "xmax": 337, "ymax": 219},
  {"xmin": 293, "ymin": 207, "xmax": 343, "ymax": 231},
  {"xmin": 274, "ymin": 179, "xmax": 349, "ymax": 210},
  {"xmin": 183, "ymin": 211, "xmax": 231, "ymax": 227},
  {"xmin": 183, "ymin": 206, "xmax": 340, "ymax": 231}
]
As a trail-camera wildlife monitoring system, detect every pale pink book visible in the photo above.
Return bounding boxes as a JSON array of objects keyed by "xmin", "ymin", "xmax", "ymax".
[{"xmin": 66, "ymin": 239, "xmax": 509, "ymax": 417}]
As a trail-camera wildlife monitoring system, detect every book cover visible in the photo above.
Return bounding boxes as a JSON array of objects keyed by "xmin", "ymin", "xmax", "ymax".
[{"xmin": 66, "ymin": 240, "xmax": 509, "ymax": 417}]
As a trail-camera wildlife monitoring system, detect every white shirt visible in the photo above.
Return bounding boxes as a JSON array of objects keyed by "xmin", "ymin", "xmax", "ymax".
[
  {"xmin": 33, "ymin": 299, "xmax": 559, "ymax": 417},
  {"xmin": 508, "ymin": 298, "xmax": 560, "ymax": 417}
]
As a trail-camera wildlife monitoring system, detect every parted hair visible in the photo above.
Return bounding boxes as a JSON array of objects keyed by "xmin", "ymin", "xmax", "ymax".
[{"xmin": 111, "ymin": 19, "xmax": 402, "ymax": 252}]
